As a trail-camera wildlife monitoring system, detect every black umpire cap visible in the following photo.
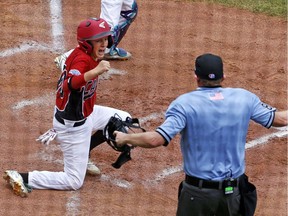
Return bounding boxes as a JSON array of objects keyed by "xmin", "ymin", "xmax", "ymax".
[{"xmin": 195, "ymin": 53, "xmax": 223, "ymax": 80}]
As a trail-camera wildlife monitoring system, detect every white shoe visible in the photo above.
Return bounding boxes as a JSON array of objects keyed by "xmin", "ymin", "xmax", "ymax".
[
  {"xmin": 3, "ymin": 170, "xmax": 29, "ymax": 197},
  {"xmin": 87, "ymin": 159, "xmax": 101, "ymax": 176}
]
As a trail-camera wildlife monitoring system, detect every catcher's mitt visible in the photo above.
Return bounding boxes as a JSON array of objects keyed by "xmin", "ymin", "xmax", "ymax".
[{"xmin": 103, "ymin": 113, "xmax": 146, "ymax": 168}]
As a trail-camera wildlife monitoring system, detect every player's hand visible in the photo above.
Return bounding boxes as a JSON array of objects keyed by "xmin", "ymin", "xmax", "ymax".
[
  {"xmin": 94, "ymin": 60, "xmax": 110, "ymax": 76},
  {"xmin": 84, "ymin": 60, "xmax": 110, "ymax": 81},
  {"xmin": 36, "ymin": 129, "xmax": 57, "ymax": 146}
]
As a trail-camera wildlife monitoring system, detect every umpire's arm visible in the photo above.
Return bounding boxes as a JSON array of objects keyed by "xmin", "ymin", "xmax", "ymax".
[
  {"xmin": 114, "ymin": 131, "xmax": 166, "ymax": 148},
  {"xmin": 272, "ymin": 110, "xmax": 288, "ymax": 127}
]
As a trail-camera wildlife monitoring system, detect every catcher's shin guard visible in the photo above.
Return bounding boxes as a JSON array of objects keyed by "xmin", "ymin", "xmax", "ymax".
[
  {"xmin": 110, "ymin": 1, "xmax": 138, "ymax": 51},
  {"xmin": 89, "ymin": 130, "xmax": 106, "ymax": 152}
]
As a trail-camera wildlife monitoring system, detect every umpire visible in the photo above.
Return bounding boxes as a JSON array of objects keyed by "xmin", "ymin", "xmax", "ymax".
[{"xmin": 114, "ymin": 53, "xmax": 288, "ymax": 216}]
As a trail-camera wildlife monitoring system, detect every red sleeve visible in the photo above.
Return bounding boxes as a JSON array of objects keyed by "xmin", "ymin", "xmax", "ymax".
[
  {"xmin": 70, "ymin": 74, "xmax": 86, "ymax": 89},
  {"xmin": 66, "ymin": 58, "xmax": 90, "ymax": 90},
  {"xmin": 63, "ymin": 48, "xmax": 98, "ymax": 90}
]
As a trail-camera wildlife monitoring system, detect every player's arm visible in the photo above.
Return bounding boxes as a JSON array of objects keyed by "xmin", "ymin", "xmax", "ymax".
[
  {"xmin": 67, "ymin": 60, "xmax": 110, "ymax": 90},
  {"xmin": 84, "ymin": 60, "xmax": 110, "ymax": 81},
  {"xmin": 272, "ymin": 110, "xmax": 288, "ymax": 127},
  {"xmin": 114, "ymin": 131, "xmax": 166, "ymax": 148}
]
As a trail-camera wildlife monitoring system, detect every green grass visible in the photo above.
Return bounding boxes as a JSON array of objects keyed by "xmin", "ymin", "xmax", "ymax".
[{"xmin": 188, "ymin": 0, "xmax": 287, "ymax": 17}]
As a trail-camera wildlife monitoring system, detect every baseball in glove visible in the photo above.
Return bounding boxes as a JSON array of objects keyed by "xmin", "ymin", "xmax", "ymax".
[{"xmin": 103, "ymin": 113, "xmax": 146, "ymax": 168}]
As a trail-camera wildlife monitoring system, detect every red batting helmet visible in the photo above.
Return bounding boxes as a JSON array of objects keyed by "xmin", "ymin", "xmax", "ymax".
[{"xmin": 77, "ymin": 18, "xmax": 113, "ymax": 54}]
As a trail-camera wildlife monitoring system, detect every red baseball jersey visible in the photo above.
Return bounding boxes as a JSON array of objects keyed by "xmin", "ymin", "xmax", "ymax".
[{"xmin": 55, "ymin": 47, "xmax": 99, "ymax": 121}]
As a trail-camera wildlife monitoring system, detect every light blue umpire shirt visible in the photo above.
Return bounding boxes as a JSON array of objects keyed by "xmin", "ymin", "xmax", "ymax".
[{"xmin": 156, "ymin": 87, "xmax": 276, "ymax": 181}]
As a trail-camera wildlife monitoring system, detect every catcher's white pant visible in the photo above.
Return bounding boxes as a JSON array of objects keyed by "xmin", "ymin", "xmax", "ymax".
[
  {"xmin": 100, "ymin": 0, "xmax": 135, "ymax": 29},
  {"xmin": 28, "ymin": 105, "xmax": 131, "ymax": 190}
]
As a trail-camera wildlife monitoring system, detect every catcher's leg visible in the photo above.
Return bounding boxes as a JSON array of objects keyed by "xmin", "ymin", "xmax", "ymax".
[
  {"xmin": 87, "ymin": 130, "xmax": 106, "ymax": 175},
  {"xmin": 89, "ymin": 130, "xmax": 106, "ymax": 152}
]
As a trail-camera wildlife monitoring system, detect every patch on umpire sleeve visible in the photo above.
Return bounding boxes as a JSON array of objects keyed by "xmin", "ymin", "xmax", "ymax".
[{"xmin": 261, "ymin": 102, "xmax": 274, "ymax": 110}]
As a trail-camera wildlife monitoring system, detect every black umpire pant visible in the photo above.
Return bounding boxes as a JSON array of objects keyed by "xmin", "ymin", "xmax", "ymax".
[{"xmin": 176, "ymin": 180, "xmax": 242, "ymax": 216}]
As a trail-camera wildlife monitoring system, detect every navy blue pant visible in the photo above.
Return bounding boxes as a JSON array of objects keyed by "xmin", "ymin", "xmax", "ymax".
[{"xmin": 176, "ymin": 181, "xmax": 242, "ymax": 216}]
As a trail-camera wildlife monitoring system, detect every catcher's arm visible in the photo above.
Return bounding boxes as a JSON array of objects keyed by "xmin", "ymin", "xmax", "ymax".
[{"xmin": 114, "ymin": 131, "xmax": 166, "ymax": 148}]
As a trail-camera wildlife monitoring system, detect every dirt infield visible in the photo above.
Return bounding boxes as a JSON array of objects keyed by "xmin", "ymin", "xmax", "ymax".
[{"xmin": 0, "ymin": 0, "xmax": 287, "ymax": 215}]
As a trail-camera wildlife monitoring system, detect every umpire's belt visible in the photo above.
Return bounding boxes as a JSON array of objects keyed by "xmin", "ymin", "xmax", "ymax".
[
  {"xmin": 185, "ymin": 175, "xmax": 240, "ymax": 190},
  {"xmin": 55, "ymin": 113, "xmax": 86, "ymax": 127}
]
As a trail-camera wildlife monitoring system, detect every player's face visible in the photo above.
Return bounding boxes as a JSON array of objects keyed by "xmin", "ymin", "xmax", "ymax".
[{"xmin": 91, "ymin": 37, "xmax": 109, "ymax": 59}]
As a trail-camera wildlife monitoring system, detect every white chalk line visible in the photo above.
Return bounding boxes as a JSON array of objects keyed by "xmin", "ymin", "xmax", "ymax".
[
  {"xmin": 66, "ymin": 191, "xmax": 81, "ymax": 216},
  {"xmin": 50, "ymin": 0, "xmax": 65, "ymax": 52},
  {"xmin": 12, "ymin": 93, "xmax": 55, "ymax": 110},
  {"xmin": 0, "ymin": 1, "xmax": 63, "ymax": 59},
  {"xmin": 0, "ymin": 41, "xmax": 54, "ymax": 58},
  {"xmin": 0, "ymin": 0, "xmax": 63, "ymax": 58},
  {"xmin": 245, "ymin": 126, "xmax": 288, "ymax": 149},
  {"xmin": 100, "ymin": 174, "xmax": 132, "ymax": 189},
  {"xmin": 147, "ymin": 165, "xmax": 183, "ymax": 185}
]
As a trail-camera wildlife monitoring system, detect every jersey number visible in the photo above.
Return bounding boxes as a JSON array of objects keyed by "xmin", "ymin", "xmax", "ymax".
[
  {"xmin": 56, "ymin": 71, "xmax": 66, "ymax": 98},
  {"xmin": 84, "ymin": 79, "xmax": 97, "ymax": 100}
]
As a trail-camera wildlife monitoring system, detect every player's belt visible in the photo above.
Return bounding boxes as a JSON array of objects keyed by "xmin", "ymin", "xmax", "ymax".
[
  {"xmin": 185, "ymin": 175, "xmax": 240, "ymax": 190},
  {"xmin": 55, "ymin": 113, "xmax": 86, "ymax": 127}
]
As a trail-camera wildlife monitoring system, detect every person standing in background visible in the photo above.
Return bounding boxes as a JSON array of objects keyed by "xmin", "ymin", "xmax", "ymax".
[{"xmin": 54, "ymin": 0, "xmax": 138, "ymax": 70}]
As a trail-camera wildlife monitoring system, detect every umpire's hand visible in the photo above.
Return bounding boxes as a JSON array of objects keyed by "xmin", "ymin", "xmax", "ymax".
[{"xmin": 113, "ymin": 131, "xmax": 127, "ymax": 147}]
